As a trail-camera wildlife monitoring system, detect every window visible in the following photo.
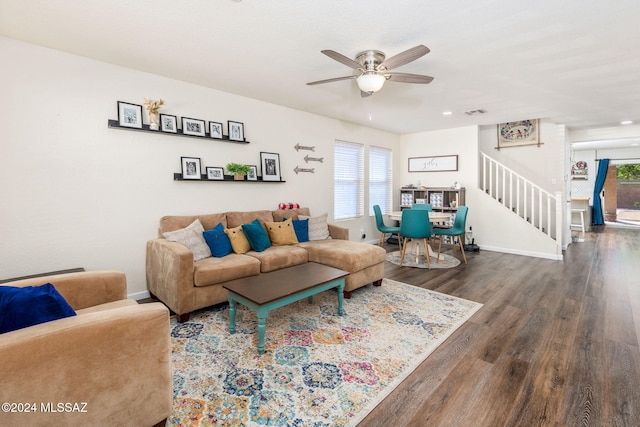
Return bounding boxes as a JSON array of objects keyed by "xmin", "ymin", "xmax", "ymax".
[
  {"xmin": 334, "ymin": 140, "xmax": 364, "ymax": 220},
  {"xmin": 369, "ymin": 146, "xmax": 393, "ymax": 215}
]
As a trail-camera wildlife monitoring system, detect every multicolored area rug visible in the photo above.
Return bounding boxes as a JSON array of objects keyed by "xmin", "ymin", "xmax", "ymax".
[
  {"xmin": 169, "ymin": 278, "xmax": 481, "ymax": 426},
  {"xmin": 386, "ymin": 250, "xmax": 461, "ymax": 269}
]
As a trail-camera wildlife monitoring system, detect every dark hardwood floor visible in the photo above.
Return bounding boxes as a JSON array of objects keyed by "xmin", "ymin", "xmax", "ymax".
[{"xmin": 359, "ymin": 226, "xmax": 640, "ymax": 426}]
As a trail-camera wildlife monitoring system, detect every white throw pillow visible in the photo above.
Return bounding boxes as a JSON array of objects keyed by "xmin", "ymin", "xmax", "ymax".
[
  {"xmin": 298, "ymin": 213, "xmax": 331, "ymax": 240},
  {"xmin": 163, "ymin": 218, "xmax": 212, "ymax": 261}
]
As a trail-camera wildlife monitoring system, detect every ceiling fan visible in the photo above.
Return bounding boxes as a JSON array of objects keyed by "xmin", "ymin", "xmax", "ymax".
[{"xmin": 306, "ymin": 45, "xmax": 434, "ymax": 96}]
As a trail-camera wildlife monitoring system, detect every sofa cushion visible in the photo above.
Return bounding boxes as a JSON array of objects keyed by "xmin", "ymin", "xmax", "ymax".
[
  {"xmin": 0, "ymin": 283, "xmax": 77, "ymax": 333},
  {"xmin": 299, "ymin": 213, "xmax": 330, "ymax": 240},
  {"xmin": 193, "ymin": 254, "xmax": 261, "ymax": 287},
  {"xmin": 224, "ymin": 226, "xmax": 251, "ymax": 254},
  {"xmin": 246, "ymin": 245, "xmax": 308, "ymax": 273},
  {"xmin": 242, "ymin": 219, "xmax": 272, "ymax": 252},
  {"xmin": 162, "ymin": 219, "xmax": 211, "ymax": 261},
  {"xmin": 300, "ymin": 240, "xmax": 386, "ymax": 272},
  {"xmin": 272, "ymin": 207, "xmax": 311, "ymax": 222},
  {"xmin": 226, "ymin": 210, "xmax": 274, "ymax": 228},
  {"xmin": 159, "ymin": 213, "xmax": 227, "ymax": 234},
  {"xmin": 265, "ymin": 218, "xmax": 299, "ymax": 245},
  {"xmin": 203, "ymin": 223, "xmax": 233, "ymax": 258}
]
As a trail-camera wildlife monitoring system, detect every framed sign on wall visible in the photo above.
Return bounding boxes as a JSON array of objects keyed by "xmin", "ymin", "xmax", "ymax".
[
  {"xmin": 408, "ymin": 155, "xmax": 458, "ymax": 172},
  {"xmin": 497, "ymin": 119, "xmax": 542, "ymax": 149}
]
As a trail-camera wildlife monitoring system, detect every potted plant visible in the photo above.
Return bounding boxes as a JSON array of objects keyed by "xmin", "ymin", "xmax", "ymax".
[{"xmin": 226, "ymin": 163, "xmax": 252, "ymax": 180}]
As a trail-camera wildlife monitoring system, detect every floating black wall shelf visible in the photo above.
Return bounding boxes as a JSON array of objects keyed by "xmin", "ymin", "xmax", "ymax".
[
  {"xmin": 108, "ymin": 120, "xmax": 250, "ymax": 144},
  {"xmin": 173, "ymin": 173, "xmax": 285, "ymax": 183}
]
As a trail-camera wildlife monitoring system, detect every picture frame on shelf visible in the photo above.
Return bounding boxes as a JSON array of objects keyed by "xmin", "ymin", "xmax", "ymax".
[
  {"xmin": 228, "ymin": 120, "xmax": 244, "ymax": 142},
  {"xmin": 408, "ymin": 155, "xmax": 458, "ymax": 172},
  {"xmin": 117, "ymin": 101, "xmax": 143, "ymax": 129},
  {"xmin": 181, "ymin": 157, "xmax": 202, "ymax": 180},
  {"xmin": 497, "ymin": 119, "xmax": 541, "ymax": 149},
  {"xmin": 181, "ymin": 117, "xmax": 206, "ymax": 137},
  {"xmin": 206, "ymin": 166, "xmax": 224, "ymax": 180},
  {"xmin": 247, "ymin": 165, "xmax": 258, "ymax": 181},
  {"xmin": 209, "ymin": 121, "xmax": 223, "ymax": 139},
  {"xmin": 260, "ymin": 152, "xmax": 281, "ymax": 181},
  {"xmin": 160, "ymin": 114, "xmax": 178, "ymax": 133}
]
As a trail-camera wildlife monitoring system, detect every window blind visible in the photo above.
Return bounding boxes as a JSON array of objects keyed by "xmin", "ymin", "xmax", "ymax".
[
  {"xmin": 369, "ymin": 146, "xmax": 393, "ymax": 215},
  {"xmin": 334, "ymin": 140, "xmax": 364, "ymax": 220}
]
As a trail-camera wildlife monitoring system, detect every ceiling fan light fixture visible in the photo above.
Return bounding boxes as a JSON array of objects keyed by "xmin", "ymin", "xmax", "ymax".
[{"xmin": 357, "ymin": 73, "xmax": 385, "ymax": 93}]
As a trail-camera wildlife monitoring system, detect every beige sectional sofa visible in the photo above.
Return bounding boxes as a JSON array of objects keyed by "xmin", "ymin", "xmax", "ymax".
[{"xmin": 146, "ymin": 208, "xmax": 386, "ymax": 321}]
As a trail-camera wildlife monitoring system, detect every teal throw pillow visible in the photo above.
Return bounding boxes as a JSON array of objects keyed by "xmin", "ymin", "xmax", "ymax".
[
  {"xmin": 0, "ymin": 283, "xmax": 76, "ymax": 334},
  {"xmin": 291, "ymin": 218, "xmax": 309, "ymax": 242},
  {"xmin": 242, "ymin": 219, "xmax": 272, "ymax": 252},
  {"xmin": 203, "ymin": 223, "xmax": 233, "ymax": 258}
]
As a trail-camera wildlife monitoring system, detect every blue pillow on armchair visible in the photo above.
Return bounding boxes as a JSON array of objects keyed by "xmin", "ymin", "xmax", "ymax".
[{"xmin": 0, "ymin": 283, "xmax": 77, "ymax": 334}]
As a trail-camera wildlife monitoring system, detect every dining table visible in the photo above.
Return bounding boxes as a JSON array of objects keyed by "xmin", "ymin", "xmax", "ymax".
[{"xmin": 387, "ymin": 210, "xmax": 452, "ymax": 261}]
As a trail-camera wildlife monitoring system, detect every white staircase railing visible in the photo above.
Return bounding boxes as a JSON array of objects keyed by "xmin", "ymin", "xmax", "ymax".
[{"xmin": 480, "ymin": 152, "xmax": 563, "ymax": 245}]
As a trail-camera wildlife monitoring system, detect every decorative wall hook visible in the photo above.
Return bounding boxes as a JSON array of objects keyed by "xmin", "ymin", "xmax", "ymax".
[
  {"xmin": 294, "ymin": 143, "xmax": 315, "ymax": 152},
  {"xmin": 294, "ymin": 166, "xmax": 315, "ymax": 174},
  {"xmin": 304, "ymin": 155, "xmax": 324, "ymax": 163}
]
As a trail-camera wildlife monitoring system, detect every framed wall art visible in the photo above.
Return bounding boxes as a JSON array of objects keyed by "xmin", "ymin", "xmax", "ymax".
[
  {"xmin": 408, "ymin": 155, "xmax": 458, "ymax": 172},
  {"xmin": 209, "ymin": 121, "xmax": 223, "ymax": 139},
  {"xmin": 247, "ymin": 165, "xmax": 258, "ymax": 181},
  {"xmin": 181, "ymin": 157, "xmax": 202, "ymax": 179},
  {"xmin": 206, "ymin": 166, "xmax": 224, "ymax": 180},
  {"xmin": 228, "ymin": 120, "xmax": 245, "ymax": 142},
  {"xmin": 117, "ymin": 101, "xmax": 143, "ymax": 129},
  {"xmin": 497, "ymin": 119, "xmax": 542, "ymax": 149},
  {"xmin": 160, "ymin": 114, "xmax": 178, "ymax": 133},
  {"xmin": 181, "ymin": 117, "xmax": 206, "ymax": 137},
  {"xmin": 260, "ymin": 152, "xmax": 281, "ymax": 181}
]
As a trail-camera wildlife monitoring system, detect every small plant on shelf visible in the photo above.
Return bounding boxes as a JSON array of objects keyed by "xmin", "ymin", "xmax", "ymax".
[{"xmin": 225, "ymin": 163, "xmax": 252, "ymax": 180}]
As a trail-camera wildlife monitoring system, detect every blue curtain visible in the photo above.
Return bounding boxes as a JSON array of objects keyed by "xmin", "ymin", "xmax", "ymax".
[{"xmin": 592, "ymin": 158, "xmax": 610, "ymax": 225}]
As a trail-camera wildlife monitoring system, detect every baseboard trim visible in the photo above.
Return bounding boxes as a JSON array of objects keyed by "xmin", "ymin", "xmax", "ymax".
[
  {"xmin": 479, "ymin": 245, "xmax": 563, "ymax": 261},
  {"xmin": 128, "ymin": 290, "xmax": 151, "ymax": 300}
]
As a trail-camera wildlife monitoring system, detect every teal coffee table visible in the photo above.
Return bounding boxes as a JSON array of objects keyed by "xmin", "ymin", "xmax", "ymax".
[{"xmin": 223, "ymin": 262, "xmax": 348, "ymax": 354}]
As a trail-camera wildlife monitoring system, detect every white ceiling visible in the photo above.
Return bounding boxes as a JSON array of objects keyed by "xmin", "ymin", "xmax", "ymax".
[{"xmin": 2, "ymin": 0, "xmax": 640, "ymax": 136}]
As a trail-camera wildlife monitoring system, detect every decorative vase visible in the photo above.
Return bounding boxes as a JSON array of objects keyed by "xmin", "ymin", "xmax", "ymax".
[
  {"xmin": 233, "ymin": 173, "xmax": 245, "ymax": 181},
  {"xmin": 149, "ymin": 112, "xmax": 160, "ymax": 130}
]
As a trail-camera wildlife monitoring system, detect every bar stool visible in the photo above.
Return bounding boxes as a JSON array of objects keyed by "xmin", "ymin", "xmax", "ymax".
[{"xmin": 571, "ymin": 209, "xmax": 586, "ymax": 233}]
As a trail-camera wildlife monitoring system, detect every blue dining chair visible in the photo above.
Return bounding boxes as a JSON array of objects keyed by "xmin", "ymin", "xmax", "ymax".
[
  {"xmin": 399, "ymin": 209, "xmax": 432, "ymax": 269},
  {"xmin": 411, "ymin": 203, "xmax": 432, "ymax": 211},
  {"xmin": 373, "ymin": 205, "xmax": 401, "ymax": 249},
  {"xmin": 433, "ymin": 206, "xmax": 468, "ymax": 264}
]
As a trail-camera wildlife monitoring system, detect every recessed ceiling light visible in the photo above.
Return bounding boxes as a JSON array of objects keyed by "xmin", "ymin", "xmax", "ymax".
[
  {"xmin": 621, "ymin": 120, "xmax": 633, "ymax": 125},
  {"xmin": 442, "ymin": 111, "xmax": 453, "ymax": 116}
]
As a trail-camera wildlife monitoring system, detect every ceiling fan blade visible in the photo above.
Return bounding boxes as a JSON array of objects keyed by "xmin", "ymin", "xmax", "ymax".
[
  {"xmin": 379, "ymin": 45, "xmax": 430, "ymax": 70},
  {"xmin": 321, "ymin": 50, "xmax": 362, "ymax": 70},
  {"xmin": 385, "ymin": 72, "xmax": 434, "ymax": 84},
  {"xmin": 306, "ymin": 75, "xmax": 357, "ymax": 86}
]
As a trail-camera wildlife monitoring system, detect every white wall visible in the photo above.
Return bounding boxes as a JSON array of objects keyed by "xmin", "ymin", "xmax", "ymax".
[
  {"xmin": 0, "ymin": 37, "xmax": 399, "ymax": 296},
  {"xmin": 401, "ymin": 122, "xmax": 565, "ymax": 259}
]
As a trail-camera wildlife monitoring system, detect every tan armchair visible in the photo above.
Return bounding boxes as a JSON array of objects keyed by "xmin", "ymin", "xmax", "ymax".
[{"xmin": 0, "ymin": 271, "xmax": 172, "ymax": 427}]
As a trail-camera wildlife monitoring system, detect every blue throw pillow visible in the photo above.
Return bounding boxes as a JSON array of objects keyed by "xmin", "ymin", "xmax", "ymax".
[
  {"xmin": 242, "ymin": 219, "xmax": 272, "ymax": 252},
  {"xmin": 0, "ymin": 283, "xmax": 76, "ymax": 334},
  {"xmin": 203, "ymin": 223, "xmax": 233, "ymax": 258},
  {"xmin": 291, "ymin": 218, "xmax": 309, "ymax": 242}
]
